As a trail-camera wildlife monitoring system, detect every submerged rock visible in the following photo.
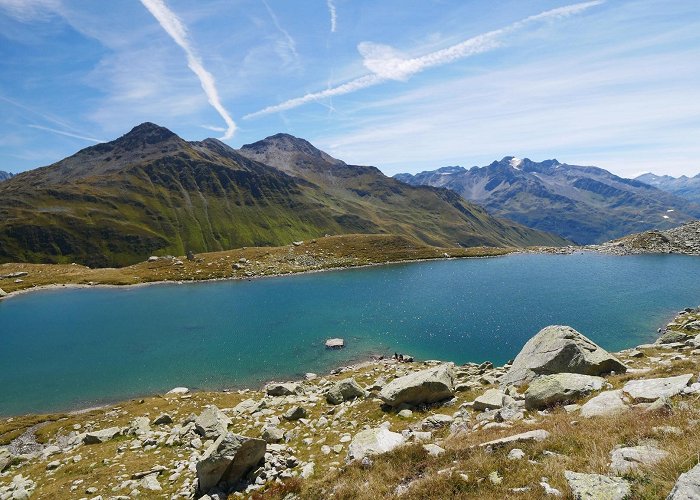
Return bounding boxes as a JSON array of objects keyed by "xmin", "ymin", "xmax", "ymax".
[
  {"xmin": 196, "ymin": 432, "xmax": 266, "ymax": 494},
  {"xmin": 346, "ymin": 428, "xmax": 405, "ymax": 462},
  {"xmin": 524, "ymin": 373, "xmax": 605, "ymax": 409},
  {"xmin": 501, "ymin": 325, "xmax": 627, "ymax": 386},
  {"xmin": 379, "ymin": 364, "xmax": 455, "ymax": 407}
]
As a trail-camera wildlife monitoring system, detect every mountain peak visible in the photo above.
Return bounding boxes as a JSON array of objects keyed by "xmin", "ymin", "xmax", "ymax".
[
  {"xmin": 118, "ymin": 122, "xmax": 178, "ymax": 144},
  {"xmin": 238, "ymin": 133, "xmax": 345, "ymax": 172}
]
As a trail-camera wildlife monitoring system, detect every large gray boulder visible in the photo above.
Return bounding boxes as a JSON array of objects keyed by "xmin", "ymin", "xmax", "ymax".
[
  {"xmin": 501, "ymin": 326, "xmax": 627, "ymax": 386},
  {"xmin": 325, "ymin": 378, "xmax": 368, "ymax": 405},
  {"xmin": 622, "ymin": 374, "xmax": 693, "ymax": 403},
  {"xmin": 265, "ymin": 382, "xmax": 302, "ymax": 396},
  {"xmin": 83, "ymin": 427, "xmax": 121, "ymax": 444},
  {"xmin": 196, "ymin": 433, "xmax": 266, "ymax": 494},
  {"xmin": 346, "ymin": 428, "xmax": 405, "ymax": 462},
  {"xmin": 609, "ymin": 445, "xmax": 669, "ymax": 474},
  {"xmin": 668, "ymin": 462, "xmax": 700, "ymax": 499},
  {"xmin": 524, "ymin": 373, "xmax": 605, "ymax": 410},
  {"xmin": 564, "ymin": 471, "xmax": 630, "ymax": 500},
  {"xmin": 379, "ymin": 364, "xmax": 455, "ymax": 407},
  {"xmin": 472, "ymin": 388, "xmax": 514, "ymax": 411},
  {"xmin": 194, "ymin": 406, "xmax": 231, "ymax": 439}
]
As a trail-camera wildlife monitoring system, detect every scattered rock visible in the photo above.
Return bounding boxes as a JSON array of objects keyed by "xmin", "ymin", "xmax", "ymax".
[
  {"xmin": 564, "ymin": 471, "xmax": 631, "ymax": 499},
  {"xmin": 379, "ymin": 364, "xmax": 455, "ymax": 407},
  {"xmin": 261, "ymin": 426, "xmax": 284, "ymax": 443},
  {"xmin": 508, "ymin": 448, "xmax": 526, "ymax": 460},
  {"xmin": 83, "ymin": 427, "xmax": 121, "ymax": 444},
  {"xmin": 622, "ymin": 374, "xmax": 693, "ymax": 403},
  {"xmin": 283, "ymin": 406, "xmax": 307, "ymax": 421},
  {"xmin": 472, "ymin": 388, "xmax": 514, "ymax": 411},
  {"xmin": 195, "ymin": 406, "xmax": 231, "ymax": 439},
  {"xmin": 580, "ymin": 390, "xmax": 629, "ymax": 417},
  {"xmin": 166, "ymin": 387, "xmax": 189, "ymax": 395},
  {"xmin": 501, "ymin": 325, "xmax": 627, "ymax": 386},
  {"xmin": 657, "ymin": 331, "xmax": 691, "ymax": 344},
  {"xmin": 668, "ymin": 462, "xmax": 700, "ymax": 499},
  {"xmin": 480, "ymin": 429, "xmax": 550, "ymax": 449},
  {"xmin": 609, "ymin": 445, "xmax": 669, "ymax": 474},
  {"xmin": 423, "ymin": 444, "xmax": 445, "ymax": 457},
  {"xmin": 265, "ymin": 382, "xmax": 303, "ymax": 397},
  {"xmin": 196, "ymin": 433, "xmax": 266, "ymax": 494},
  {"xmin": 153, "ymin": 413, "xmax": 173, "ymax": 425},
  {"xmin": 524, "ymin": 373, "xmax": 605, "ymax": 409},
  {"xmin": 325, "ymin": 378, "xmax": 367, "ymax": 405},
  {"xmin": 346, "ymin": 428, "xmax": 406, "ymax": 462},
  {"xmin": 421, "ymin": 414, "xmax": 453, "ymax": 430}
]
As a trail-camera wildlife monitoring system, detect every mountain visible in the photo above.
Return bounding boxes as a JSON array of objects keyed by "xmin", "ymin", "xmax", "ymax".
[
  {"xmin": 0, "ymin": 171, "xmax": 13, "ymax": 182},
  {"xmin": 636, "ymin": 172, "xmax": 700, "ymax": 205},
  {"xmin": 395, "ymin": 157, "xmax": 700, "ymax": 244},
  {"xmin": 594, "ymin": 220, "xmax": 700, "ymax": 256},
  {"xmin": 0, "ymin": 125, "xmax": 566, "ymax": 267}
]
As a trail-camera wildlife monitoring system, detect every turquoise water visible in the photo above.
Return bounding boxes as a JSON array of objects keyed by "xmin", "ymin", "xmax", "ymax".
[{"xmin": 0, "ymin": 253, "xmax": 699, "ymax": 416}]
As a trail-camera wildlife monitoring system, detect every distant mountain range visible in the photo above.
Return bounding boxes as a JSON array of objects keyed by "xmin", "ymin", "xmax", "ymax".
[
  {"xmin": 0, "ymin": 124, "xmax": 566, "ymax": 267},
  {"xmin": 0, "ymin": 171, "xmax": 13, "ymax": 182},
  {"xmin": 635, "ymin": 172, "xmax": 700, "ymax": 205},
  {"xmin": 395, "ymin": 157, "xmax": 700, "ymax": 244}
]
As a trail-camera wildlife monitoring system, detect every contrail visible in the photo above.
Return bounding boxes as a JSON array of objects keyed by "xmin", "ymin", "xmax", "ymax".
[
  {"xmin": 245, "ymin": 0, "xmax": 603, "ymax": 119},
  {"xmin": 28, "ymin": 124, "xmax": 105, "ymax": 143},
  {"xmin": 326, "ymin": 0, "xmax": 337, "ymax": 33},
  {"xmin": 261, "ymin": 0, "xmax": 299, "ymax": 62},
  {"xmin": 140, "ymin": 0, "xmax": 236, "ymax": 139}
]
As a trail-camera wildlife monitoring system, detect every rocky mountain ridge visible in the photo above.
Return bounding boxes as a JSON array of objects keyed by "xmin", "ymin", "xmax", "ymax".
[
  {"xmin": 2, "ymin": 308, "xmax": 700, "ymax": 498},
  {"xmin": 0, "ymin": 171, "xmax": 13, "ymax": 182},
  {"xmin": 636, "ymin": 172, "xmax": 700, "ymax": 205},
  {"xmin": 592, "ymin": 220, "xmax": 700, "ymax": 255},
  {"xmin": 395, "ymin": 158, "xmax": 700, "ymax": 244},
  {"xmin": 0, "ymin": 124, "xmax": 566, "ymax": 267}
]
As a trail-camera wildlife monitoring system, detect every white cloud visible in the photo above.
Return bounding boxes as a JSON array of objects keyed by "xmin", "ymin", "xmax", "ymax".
[
  {"xmin": 326, "ymin": 0, "xmax": 337, "ymax": 33},
  {"xmin": 139, "ymin": 0, "xmax": 236, "ymax": 139},
  {"xmin": 245, "ymin": 1, "xmax": 604, "ymax": 118},
  {"xmin": 0, "ymin": 0, "xmax": 60, "ymax": 22},
  {"xmin": 200, "ymin": 124, "xmax": 226, "ymax": 132},
  {"xmin": 28, "ymin": 124, "xmax": 105, "ymax": 143}
]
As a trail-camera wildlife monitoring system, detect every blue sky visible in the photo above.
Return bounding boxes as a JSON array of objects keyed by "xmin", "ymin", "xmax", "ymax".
[{"xmin": 1, "ymin": 0, "xmax": 699, "ymax": 178}]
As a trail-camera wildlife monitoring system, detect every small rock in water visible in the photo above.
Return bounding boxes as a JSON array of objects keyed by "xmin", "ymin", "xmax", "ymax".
[{"xmin": 325, "ymin": 338, "xmax": 345, "ymax": 349}]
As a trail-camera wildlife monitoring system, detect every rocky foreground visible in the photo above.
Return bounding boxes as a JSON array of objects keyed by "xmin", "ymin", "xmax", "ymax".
[
  {"xmin": 591, "ymin": 220, "xmax": 700, "ymax": 256},
  {"xmin": 2, "ymin": 308, "xmax": 700, "ymax": 499}
]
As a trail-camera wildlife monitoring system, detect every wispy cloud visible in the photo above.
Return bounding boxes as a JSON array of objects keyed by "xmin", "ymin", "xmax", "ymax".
[
  {"xmin": 200, "ymin": 124, "xmax": 226, "ymax": 132},
  {"xmin": 245, "ymin": 1, "xmax": 603, "ymax": 118},
  {"xmin": 261, "ymin": 0, "xmax": 299, "ymax": 63},
  {"xmin": 28, "ymin": 124, "xmax": 105, "ymax": 143},
  {"xmin": 326, "ymin": 0, "xmax": 337, "ymax": 33},
  {"xmin": 139, "ymin": 0, "xmax": 236, "ymax": 139},
  {"xmin": 0, "ymin": 0, "xmax": 60, "ymax": 22}
]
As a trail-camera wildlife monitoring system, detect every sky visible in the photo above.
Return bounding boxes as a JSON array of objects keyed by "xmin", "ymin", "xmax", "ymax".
[{"xmin": 0, "ymin": 0, "xmax": 699, "ymax": 178}]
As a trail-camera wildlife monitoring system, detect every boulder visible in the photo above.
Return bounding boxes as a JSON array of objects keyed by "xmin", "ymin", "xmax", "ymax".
[
  {"xmin": 196, "ymin": 433, "xmax": 266, "ymax": 494},
  {"xmin": 166, "ymin": 387, "xmax": 189, "ymax": 395},
  {"xmin": 657, "ymin": 331, "xmax": 691, "ymax": 344},
  {"xmin": 346, "ymin": 428, "xmax": 406, "ymax": 462},
  {"xmin": 479, "ymin": 429, "xmax": 550, "ymax": 449},
  {"xmin": 421, "ymin": 414, "xmax": 453, "ymax": 430},
  {"xmin": 325, "ymin": 378, "xmax": 368, "ymax": 405},
  {"xmin": 564, "ymin": 471, "xmax": 630, "ymax": 500},
  {"xmin": 194, "ymin": 406, "xmax": 231, "ymax": 439},
  {"xmin": 379, "ymin": 364, "xmax": 455, "ymax": 407},
  {"xmin": 283, "ymin": 406, "xmax": 307, "ymax": 421},
  {"xmin": 472, "ymin": 388, "xmax": 514, "ymax": 411},
  {"xmin": 580, "ymin": 390, "xmax": 628, "ymax": 418},
  {"xmin": 126, "ymin": 416, "xmax": 151, "ymax": 436},
  {"xmin": 325, "ymin": 338, "xmax": 345, "ymax": 349},
  {"xmin": 609, "ymin": 445, "xmax": 669, "ymax": 474},
  {"xmin": 83, "ymin": 427, "xmax": 121, "ymax": 444},
  {"xmin": 0, "ymin": 287, "xmax": 7, "ymax": 298},
  {"xmin": 265, "ymin": 382, "xmax": 302, "ymax": 396},
  {"xmin": 153, "ymin": 413, "xmax": 173, "ymax": 425},
  {"xmin": 622, "ymin": 374, "xmax": 693, "ymax": 403},
  {"xmin": 668, "ymin": 462, "xmax": 700, "ymax": 499},
  {"xmin": 524, "ymin": 373, "xmax": 605, "ymax": 410},
  {"xmin": 0, "ymin": 447, "xmax": 11, "ymax": 472},
  {"xmin": 500, "ymin": 326, "xmax": 627, "ymax": 386},
  {"xmin": 261, "ymin": 426, "xmax": 284, "ymax": 443}
]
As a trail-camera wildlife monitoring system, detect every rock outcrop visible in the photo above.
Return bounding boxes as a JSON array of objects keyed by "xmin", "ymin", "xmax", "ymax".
[
  {"xmin": 196, "ymin": 433, "xmax": 266, "ymax": 495},
  {"xmin": 500, "ymin": 325, "xmax": 627, "ymax": 386},
  {"xmin": 379, "ymin": 364, "xmax": 455, "ymax": 407}
]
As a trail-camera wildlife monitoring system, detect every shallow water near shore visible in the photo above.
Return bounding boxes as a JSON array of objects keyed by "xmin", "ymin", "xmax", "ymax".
[{"xmin": 1, "ymin": 253, "xmax": 699, "ymax": 416}]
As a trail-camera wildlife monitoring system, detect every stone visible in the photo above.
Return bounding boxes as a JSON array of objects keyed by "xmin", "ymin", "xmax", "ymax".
[
  {"xmin": 300, "ymin": 462, "xmax": 315, "ymax": 479},
  {"xmin": 127, "ymin": 416, "xmax": 151, "ymax": 436},
  {"xmin": 580, "ymin": 390, "xmax": 628, "ymax": 417},
  {"xmin": 83, "ymin": 427, "xmax": 121, "ymax": 444},
  {"xmin": 622, "ymin": 374, "xmax": 693, "ymax": 403},
  {"xmin": 153, "ymin": 413, "xmax": 173, "ymax": 425},
  {"xmin": 397, "ymin": 409, "xmax": 413, "ymax": 418},
  {"xmin": 667, "ymin": 462, "xmax": 700, "ymax": 499},
  {"xmin": 472, "ymin": 388, "xmax": 514, "ymax": 411},
  {"xmin": 657, "ymin": 331, "xmax": 691, "ymax": 344},
  {"xmin": 524, "ymin": 373, "xmax": 605, "ymax": 409},
  {"xmin": 325, "ymin": 338, "xmax": 345, "ymax": 349},
  {"xmin": 166, "ymin": 387, "xmax": 189, "ymax": 395},
  {"xmin": 564, "ymin": 471, "xmax": 631, "ymax": 499},
  {"xmin": 45, "ymin": 460, "xmax": 60, "ymax": 470},
  {"xmin": 609, "ymin": 445, "xmax": 669, "ymax": 474},
  {"xmin": 489, "ymin": 471, "xmax": 503, "ymax": 485},
  {"xmin": 500, "ymin": 325, "xmax": 627, "ymax": 386},
  {"xmin": 346, "ymin": 428, "xmax": 406, "ymax": 462},
  {"xmin": 325, "ymin": 378, "xmax": 368, "ymax": 405},
  {"xmin": 0, "ymin": 448, "xmax": 11, "ymax": 472},
  {"xmin": 379, "ymin": 364, "xmax": 455, "ymax": 407},
  {"xmin": 140, "ymin": 473, "xmax": 162, "ymax": 491},
  {"xmin": 196, "ymin": 432, "xmax": 266, "ymax": 494},
  {"xmin": 507, "ymin": 448, "xmax": 526, "ymax": 460},
  {"xmin": 265, "ymin": 382, "xmax": 302, "ymax": 396},
  {"xmin": 283, "ymin": 406, "xmax": 307, "ymax": 421},
  {"xmin": 421, "ymin": 414, "xmax": 454, "ymax": 430},
  {"xmin": 195, "ymin": 406, "xmax": 231, "ymax": 439},
  {"xmin": 0, "ymin": 288, "xmax": 7, "ymax": 298},
  {"xmin": 423, "ymin": 444, "xmax": 445, "ymax": 457},
  {"xmin": 479, "ymin": 429, "xmax": 550, "ymax": 449},
  {"xmin": 261, "ymin": 426, "xmax": 284, "ymax": 443}
]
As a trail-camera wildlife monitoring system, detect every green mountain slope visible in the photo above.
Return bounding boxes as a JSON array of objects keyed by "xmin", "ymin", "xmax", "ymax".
[{"xmin": 0, "ymin": 124, "xmax": 567, "ymax": 267}]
